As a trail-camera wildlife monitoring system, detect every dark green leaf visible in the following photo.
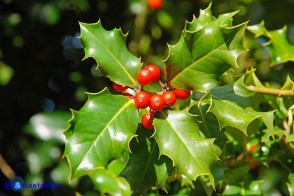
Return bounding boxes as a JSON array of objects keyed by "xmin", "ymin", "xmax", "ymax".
[
  {"xmin": 152, "ymin": 110, "xmax": 218, "ymax": 187},
  {"xmin": 165, "ymin": 5, "xmax": 247, "ymax": 92},
  {"xmin": 120, "ymin": 129, "xmax": 173, "ymax": 194},
  {"xmin": 79, "ymin": 21, "xmax": 141, "ymax": 88},
  {"xmin": 64, "ymin": 88, "xmax": 139, "ymax": 179}
]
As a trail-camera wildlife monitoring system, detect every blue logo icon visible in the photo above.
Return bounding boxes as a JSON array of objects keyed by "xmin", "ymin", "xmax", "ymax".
[{"xmin": 10, "ymin": 176, "xmax": 25, "ymax": 191}]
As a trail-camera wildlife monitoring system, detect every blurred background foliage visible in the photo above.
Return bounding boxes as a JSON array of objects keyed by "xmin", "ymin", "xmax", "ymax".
[{"xmin": 0, "ymin": 0, "xmax": 293, "ymax": 195}]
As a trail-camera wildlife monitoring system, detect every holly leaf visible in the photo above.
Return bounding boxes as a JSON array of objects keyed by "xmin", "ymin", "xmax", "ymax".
[
  {"xmin": 90, "ymin": 168, "xmax": 131, "ymax": 196},
  {"xmin": 79, "ymin": 21, "xmax": 141, "ymax": 88},
  {"xmin": 165, "ymin": 5, "xmax": 247, "ymax": 92},
  {"xmin": 247, "ymin": 21, "xmax": 294, "ymax": 66},
  {"xmin": 189, "ymin": 101, "xmax": 227, "ymax": 155},
  {"xmin": 208, "ymin": 99, "xmax": 260, "ymax": 135},
  {"xmin": 152, "ymin": 110, "xmax": 218, "ymax": 187},
  {"xmin": 64, "ymin": 88, "xmax": 139, "ymax": 179},
  {"xmin": 120, "ymin": 129, "xmax": 173, "ymax": 194}
]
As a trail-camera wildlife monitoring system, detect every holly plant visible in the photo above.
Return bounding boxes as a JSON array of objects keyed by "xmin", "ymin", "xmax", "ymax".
[{"xmin": 63, "ymin": 4, "xmax": 294, "ymax": 195}]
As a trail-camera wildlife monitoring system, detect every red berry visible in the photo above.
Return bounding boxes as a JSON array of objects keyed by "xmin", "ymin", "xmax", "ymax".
[
  {"xmin": 162, "ymin": 91, "xmax": 176, "ymax": 106},
  {"xmin": 150, "ymin": 94, "xmax": 165, "ymax": 111},
  {"xmin": 246, "ymin": 156, "xmax": 257, "ymax": 170},
  {"xmin": 145, "ymin": 64, "xmax": 161, "ymax": 81},
  {"xmin": 123, "ymin": 93, "xmax": 134, "ymax": 99},
  {"xmin": 112, "ymin": 82, "xmax": 128, "ymax": 92},
  {"xmin": 134, "ymin": 91, "xmax": 150, "ymax": 109},
  {"xmin": 142, "ymin": 112, "xmax": 154, "ymax": 129},
  {"xmin": 148, "ymin": 0, "xmax": 163, "ymax": 10},
  {"xmin": 137, "ymin": 69, "xmax": 154, "ymax": 85},
  {"xmin": 174, "ymin": 88, "xmax": 190, "ymax": 100}
]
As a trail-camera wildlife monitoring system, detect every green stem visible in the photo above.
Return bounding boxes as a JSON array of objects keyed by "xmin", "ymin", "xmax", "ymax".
[{"xmin": 248, "ymin": 86, "xmax": 294, "ymax": 97}]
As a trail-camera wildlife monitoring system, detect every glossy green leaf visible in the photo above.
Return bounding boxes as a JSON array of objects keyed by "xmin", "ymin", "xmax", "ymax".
[
  {"xmin": 189, "ymin": 101, "xmax": 227, "ymax": 155},
  {"xmin": 282, "ymin": 76, "xmax": 294, "ymax": 91},
  {"xmin": 165, "ymin": 5, "xmax": 247, "ymax": 92},
  {"xmin": 152, "ymin": 110, "xmax": 218, "ymax": 187},
  {"xmin": 64, "ymin": 88, "xmax": 139, "ymax": 179},
  {"xmin": 247, "ymin": 22, "xmax": 294, "ymax": 66},
  {"xmin": 208, "ymin": 99, "xmax": 260, "ymax": 135},
  {"xmin": 233, "ymin": 75, "xmax": 256, "ymax": 97},
  {"xmin": 79, "ymin": 21, "xmax": 141, "ymax": 88},
  {"xmin": 120, "ymin": 129, "xmax": 173, "ymax": 194},
  {"xmin": 24, "ymin": 111, "xmax": 71, "ymax": 143},
  {"xmin": 185, "ymin": 3, "xmax": 215, "ymax": 32},
  {"xmin": 90, "ymin": 168, "xmax": 131, "ymax": 196}
]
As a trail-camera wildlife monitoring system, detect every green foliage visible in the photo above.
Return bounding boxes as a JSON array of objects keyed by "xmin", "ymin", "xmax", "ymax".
[
  {"xmin": 247, "ymin": 21, "xmax": 294, "ymax": 66},
  {"xmin": 63, "ymin": 4, "xmax": 294, "ymax": 195},
  {"xmin": 79, "ymin": 22, "xmax": 142, "ymax": 88},
  {"xmin": 64, "ymin": 89, "xmax": 139, "ymax": 179},
  {"xmin": 165, "ymin": 5, "xmax": 246, "ymax": 92}
]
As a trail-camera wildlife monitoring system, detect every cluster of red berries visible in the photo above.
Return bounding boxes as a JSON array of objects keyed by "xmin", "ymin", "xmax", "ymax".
[
  {"xmin": 148, "ymin": 0, "xmax": 163, "ymax": 10},
  {"xmin": 112, "ymin": 64, "xmax": 190, "ymax": 130}
]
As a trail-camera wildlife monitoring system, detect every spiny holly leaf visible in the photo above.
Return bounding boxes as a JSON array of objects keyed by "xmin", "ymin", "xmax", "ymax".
[
  {"xmin": 282, "ymin": 75, "xmax": 294, "ymax": 91},
  {"xmin": 247, "ymin": 21, "xmax": 294, "ymax": 66},
  {"xmin": 152, "ymin": 110, "xmax": 218, "ymax": 187},
  {"xmin": 120, "ymin": 129, "xmax": 173, "ymax": 194},
  {"xmin": 64, "ymin": 88, "xmax": 139, "ymax": 179},
  {"xmin": 165, "ymin": 5, "xmax": 247, "ymax": 92},
  {"xmin": 79, "ymin": 21, "xmax": 141, "ymax": 88},
  {"xmin": 90, "ymin": 168, "xmax": 131, "ymax": 196},
  {"xmin": 185, "ymin": 3, "xmax": 215, "ymax": 32},
  {"xmin": 189, "ymin": 101, "xmax": 227, "ymax": 155},
  {"xmin": 208, "ymin": 99, "xmax": 260, "ymax": 135}
]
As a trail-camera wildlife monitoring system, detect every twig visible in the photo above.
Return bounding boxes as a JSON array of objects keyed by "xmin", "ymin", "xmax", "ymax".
[
  {"xmin": 247, "ymin": 86, "xmax": 294, "ymax": 97},
  {"xmin": 0, "ymin": 154, "xmax": 15, "ymax": 180}
]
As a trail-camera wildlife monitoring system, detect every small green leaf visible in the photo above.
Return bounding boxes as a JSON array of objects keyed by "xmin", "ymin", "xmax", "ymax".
[
  {"xmin": 165, "ymin": 5, "xmax": 246, "ymax": 92},
  {"xmin": 153, "ymin": 110, "xmax": 218, "ymax": 187},
  {"xmin": 79, "ymin": 21, "xmax": 141, "ymax": 88},
  {"xmin": 248, "ymin": 22, "xmax": 294, "ymax": 66},
  {"xmin": 64, "ymin": 88, "xmax": 139, "ymax": 179},
  {"xmin": 120, "ymin": 129, "xmax": 173, "ymax": 194},
  {"xmin": 90, "ymin": 168, "xmax": 131, "ymax": 196}
]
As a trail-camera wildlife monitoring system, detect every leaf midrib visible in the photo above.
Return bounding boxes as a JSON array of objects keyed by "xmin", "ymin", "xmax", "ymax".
[
  {"xmin": 162, "ymin": 113, "xmax": 207, "ymax": 175},
  {"xmin": 83, "ymin": 24, "xmax": 138, "ymax": 86},
  {"xmin": 77, "ymin": 100, "xmax": 133, "ymax": 169},
  {"xmin": 170, "ymin": 30, "xmax": 236, "ymax": 84}
]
